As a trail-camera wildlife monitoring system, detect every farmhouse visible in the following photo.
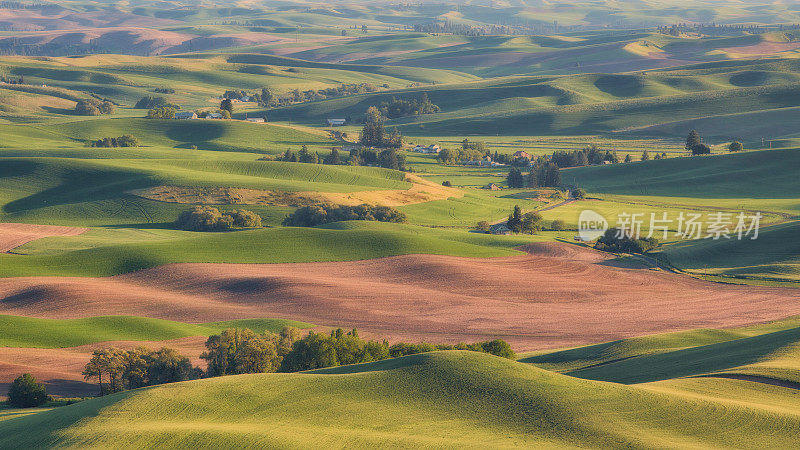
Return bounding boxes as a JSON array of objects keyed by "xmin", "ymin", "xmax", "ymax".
[
  {"xmin": 413, "ymin": 144, "xmax": 441, "ymax": 154},
  {"xmin": 326, "ymin": 118, "xmax": 347, "ymax": 126},
  {"xmin": 174, "ymin": 111, "xmax": 198, "ymax": 120},
  {"xmin": 484, "ymin": 183, "xmax": 501, "ymax": 190},
  {"xmin": 246, "ymin": 117, "xmax": 265, "ymax": 123},
  {"xmin": 490, "ymin": 223, "xmax": 511, "ymax": 235},
  {"xmin": 513, "ymin": 151, "xmax": 531, "ymax": 160}
]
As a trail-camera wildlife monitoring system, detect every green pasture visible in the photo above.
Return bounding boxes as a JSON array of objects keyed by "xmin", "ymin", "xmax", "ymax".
[{"xmin": 0, "ymin": 315, "xmax": 313, "ymax": 348}]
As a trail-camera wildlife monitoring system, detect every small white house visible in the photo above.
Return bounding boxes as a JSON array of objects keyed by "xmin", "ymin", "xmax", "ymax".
[
  {"xmin": 175, "ymin": 111, "xmax": 198, "ymax": 120},
  {"xmin": 207, "ymin": 112, "xmax": 223, "ymax": 119},
  {"xmin": 245, "ymin": 117, "xmax": 265, "ymax": 123},
  {"xmin": 413, "ymin": 144, "xmax": 440, "ymax": 154},
  {"xmin": 326, "ymin": 118, "xmax": 346, "ymax": 126}
]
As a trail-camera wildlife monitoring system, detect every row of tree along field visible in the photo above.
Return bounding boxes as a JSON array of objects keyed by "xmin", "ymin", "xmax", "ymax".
[{"xmin": 72, "ymin": 327, "xmax": 515, "ymax": 397}]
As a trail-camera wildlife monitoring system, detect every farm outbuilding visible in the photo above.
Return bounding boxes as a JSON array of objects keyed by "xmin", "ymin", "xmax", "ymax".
[{"xmin": 174, "ymin": 111, "xmax": 197, "ymax": 120}]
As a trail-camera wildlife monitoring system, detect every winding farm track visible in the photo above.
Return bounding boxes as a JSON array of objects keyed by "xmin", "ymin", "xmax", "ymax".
[
  {"xmin": 2, "ymin": 242, "xmax": 800, "ymax": 396},
  {"xmin": 0, "ymin": 223, "xmax": 87, "ymax": 253}
]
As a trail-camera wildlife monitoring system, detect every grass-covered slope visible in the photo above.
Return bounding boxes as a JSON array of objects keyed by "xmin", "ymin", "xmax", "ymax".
[
  {"xmin": 524, "ymin": 316, "xmax": 800, "ymax": 385},
  {"xmin": 0, "ymin": 315, "xmax": 313, "ymax": 348},
  {"xmin": 2, "ymin": 351, "xmax": 799, "ymax": 448},
  {"xmin": 0, "ymin": 153, "xmax": 409, "ymax": 226},
  {"xmin": 566, "ymin": 147, "xmax": 800, "ymax": 202},
  {"xmin": 0, "ymin": 222, "xmax": 536, "ymax": 277}
]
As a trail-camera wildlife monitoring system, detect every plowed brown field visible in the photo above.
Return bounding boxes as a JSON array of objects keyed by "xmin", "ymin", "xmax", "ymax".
[{"xmin": 3, "ymin": 242, "xmax": 799, "ymax": 396}]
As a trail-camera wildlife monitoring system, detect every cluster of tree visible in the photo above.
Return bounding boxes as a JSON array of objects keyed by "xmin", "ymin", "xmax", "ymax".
[
  {"xmin": 412, "ymin": 19, "xmax": 567, "ymax": 36},
  {"xmin": 276, "ymin": 146, "xmax": 404, "ymax": 170},
  {"xmin": 352, "ymin": 146, "xmax": 406, "ymax": 170},
  {"xmin": 626, "ymin": 151, "xmax": 668, "ymax": 162},
  {"xmin": 686, "ymin": 130, "xmax": 711, "ymax": 155},
  {"xmin": 283, "ymin": 203, "xmax": 406, "ymax": 227},
  {"xmin": 506, "ymin": 205, "xmax": 544, "ymax": 234},
  {"xmin": 154, "ymin": 87, "xmax": 175, "ymax": 94},
  {"xmin": 377, "ymin": 94, "xmax": 440, "ymax": 119},
  {"xmin": 146, "ymin": 106, "xmax": 176, "ymax": 119},
  {"xmin": 506, "ymin": 161, "xmax": 561, "ymax": 188},
  {"xmin": 90, "ymin": 135, "xmax": 139, "ymax": 148},
  {"xmin": 550, "ymin": 146, "xmax": 619, "ymax": 168},
  {"xmin": 284, "ymin": 329, "xmax": 516, "ymax": 371},
  {"xmin": 83, "ymin": 347, "xmax": 201, "ymax": 395},
  {"xmin": 6, "ymin": 373, "xmax": 49, "ymax": 407},
  {"xmin": 202, "ymin": 327, "xmax": 300, "ymax": 376},
  {"xmin": 658, "ymin": 23, "xmax": 796, "ymax": 37},
  {"xmin": 74, "ymin": 98, "xmax": 114, "ymax": 116},
  {"xmin": 70, "ymin": 326, "xmax": 516, "ymax": 397},
  {"xmin": 594, "ymin": 228, "xmax": 659, "ymax": 254},
  {"xmin": 359, "ymin": 107, "xmax": 404, "ymax": 148},
  {"xmin": 437, "ymin": 139, "xmax": 489, "ymax": 164},
  {"xmin": 175, "ymin": 206, "xmax": 262, "ymax": 232},
  {"xmin": 250, "ymin": 84, "xmax": 381, "ymax": 108},
  {"xmin": 134, "ymin": 96, "xmax": 179, "ymax": 110},
  {"xmin": 278, "ymin": 145, "xmax": 324, "ymax": 164},
  {"xmin": 0, "ymin": 74, "xmax": 23, "ymax": 84}
]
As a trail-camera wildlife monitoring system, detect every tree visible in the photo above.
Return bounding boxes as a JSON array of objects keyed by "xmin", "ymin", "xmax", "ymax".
[
  {"xmin": 378, "ymin": 148, "xmax": 405, "ymax": 170},
  {"xmin": 259, "ymin": 87, "xmax": 274, "ymax": 107},
  {"xmin": 685, "ymin": 130, "xmax": 701, "ymax": 151},
  {"xmin": 641, "ymin": 150, "xmax": 650, "ymax": 161},
  {"xmin": 728, "ymin": 141, "xmax": 744, "ymax": 152},
  {"xmin": 83, "ymin": 347, "xmax": 127, "ymax": 395},
  {"xmin": 624, "ymin": 154, "xmax": 632, "ymax": 163},
  {"xmin": 506, "ymin": 167, "xmax": 524, "ymax": 188},
  {"xmin": 572, "ymin": 188, "xmax": 586, "ymax": 200},
  {"xmin": 521, "ymin": 211, "xmax": 543, "ymax": 234},
  {"xmin": 507, "ymin": 205, "xmax": 523, "ymax": 233},
  {"xmin": 475, "ymin": 221, "xmax": 490, "ymax": 233},
  {"xmin": 7, "ymin": 374, "xmax": 48, "ymax": 407},
  {"xmin": 442, "ymin": 180, "xmax": 452, "ymax": 187},
  {"xmin": 220, "ymin": 98, "xmax": 234, "ymax": 114},
  {"xmin": 691, "ymin": 143, "xmax": 711, "ymax": 155},
  {"xmin": 550, "ymin": 219, "xmax": 566, "ymax": 231},
  {"xmin": 147, "ymin": 107, "xmax": 175, "ymax": 119},
  {"xmin": 323, "ymin": 148, "xmax": 341, "ymax": 165}
]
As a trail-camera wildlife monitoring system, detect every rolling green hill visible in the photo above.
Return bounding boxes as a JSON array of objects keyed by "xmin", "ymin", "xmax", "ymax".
[
  {"xmin": 2, "ymin": 351, "xmax": 799, "ymax": 448},
  {"xmin": 0, "ymin": 315, "xmax": 313, "ymax": 348},
  {"xmin": 524, "ymin": 315, "xmax": 800, "ymax": 385},
  {"xmin": 0, "ymin": 222, "xmax": 537, "ymax": 277}
]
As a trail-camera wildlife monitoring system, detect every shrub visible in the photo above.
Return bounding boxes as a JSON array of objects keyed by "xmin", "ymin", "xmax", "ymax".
[
  {"xmin": 572, "ymin": 188, "xmax": 586, "ymax": 200},
  {"xmin": 283, "ymin": 204, "xmax": 406, "ymax": 227},
  {"xmin": 728, "ymin": 141, "xmax": 744, "ymax": 152},
  {"xmin": 74, "ymin": 98, "xmax": 114, "ymax": 116},
  {"xmin": 176, "ymin": 206, "xmax": 262, "ymax": 231},
  {"xmin": 475, "ymin": 220, "xmax": 490, "ymax": 233},
  {"xmin": 550, "ymin": 219, "xmax": 566, "ymax": 231},
  {"xmin": 442, "ymin": 180, "xmax": 452, "ymax": 187},
  {"xmin": 7, "ymin": 373, "xmax": 49, "ymax": 407},
  {"xmin": 228, "ymin": 209, "xmax": 262, "ymax": 228}
]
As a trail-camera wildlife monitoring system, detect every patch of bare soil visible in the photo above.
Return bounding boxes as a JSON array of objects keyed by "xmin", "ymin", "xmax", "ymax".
[
  {"xmin": 129, "ymin": 174, "xmax": 462, "ymax": 207},
  {"xmin": 0, "ymin": 223, "xmax": 87, "ymax": 253}
]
